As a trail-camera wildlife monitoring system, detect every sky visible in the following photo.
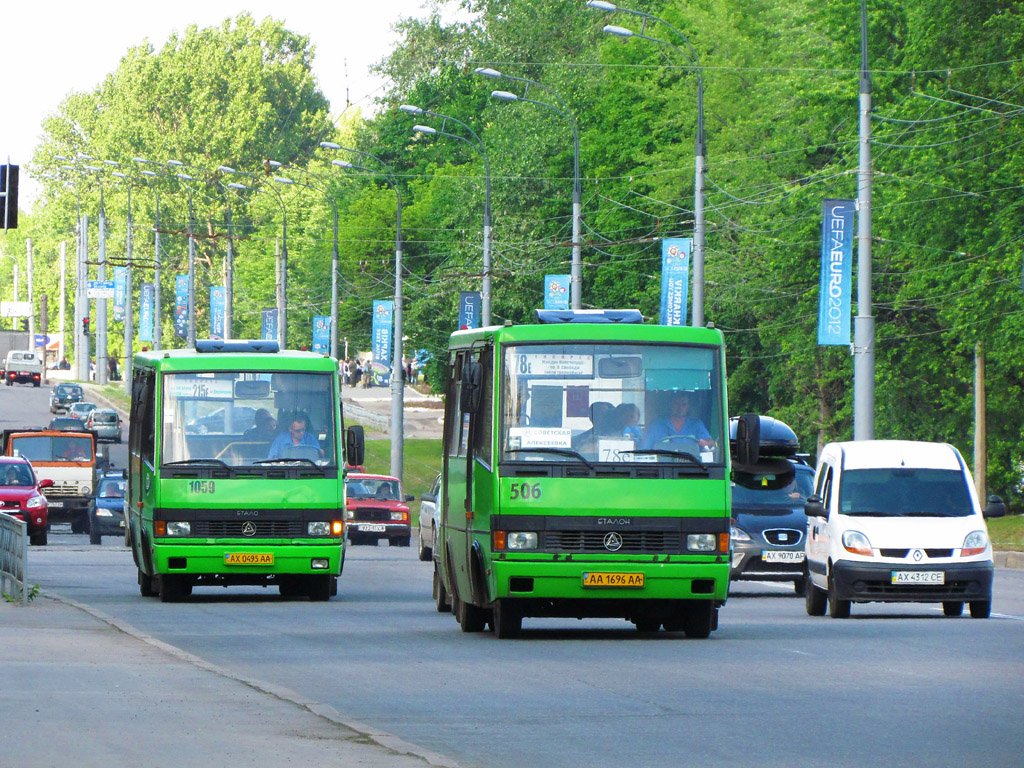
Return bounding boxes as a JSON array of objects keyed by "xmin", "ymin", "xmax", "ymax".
[{"xmin": 2, "ymin": 0, "xmax": 450, "ymax": 207}]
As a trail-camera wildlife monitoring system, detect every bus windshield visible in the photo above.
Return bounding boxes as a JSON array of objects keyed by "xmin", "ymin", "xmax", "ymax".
[
  {"xmin": 500, "ymin": 342, "xmax": 724, "ymax": 465},
  {"xmin": 160, "ymin": 371, "xmax": 337, "ymax": 466}
]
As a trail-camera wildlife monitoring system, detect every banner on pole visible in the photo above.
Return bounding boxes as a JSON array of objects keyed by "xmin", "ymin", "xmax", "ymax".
[
  {"xmin": 139, "ymin": 283, "xmax": 154, "ymax": 342},
  {"xmin": 817, "ymin": 199, "xmax": 856, "ymax": 346},
  {"xmin": 312, "ymin": 315, "xmax": 330, "ymax": 355},
  {"xmin": 458, "ymin": 291, "xmax": 482, "ymax": 329},
  {"xmin": 209, "ymin": 286, "xmax": 225, "ymax": 340},
  {"xmin": 174, "ymin": 276, "xmax": 188, "ymax": 339},
  {"xmin": 113, "ymin": 267, "xmax": 127, "ymax": 322},
  {"xmin": 371, "ymin": 300, "xmax": 394, "ymax": 387},
  {"xmin": 659, "ymin": 238, "xmax": 691, "ymax": 326},
  {"xmin": 543, "ymin": 275, "xmax": 570, "ymax": 310},
  {"xmin": 260, "ymin": 309, "xmax": 278, "ymax": 341}
]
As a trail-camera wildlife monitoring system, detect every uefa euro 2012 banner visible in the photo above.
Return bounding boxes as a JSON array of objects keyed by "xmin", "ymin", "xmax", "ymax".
[
  {"xmin": 660, "ymin": 238, "xmax": 691, "ymax": 326},
  {"xmin": 817, "ymin": 199, "xmax": 855, "ymax": 346}
]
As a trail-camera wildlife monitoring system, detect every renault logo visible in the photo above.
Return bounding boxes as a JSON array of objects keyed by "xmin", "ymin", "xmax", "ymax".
[
  {"xmin": 913, "ymin": 549, "xmax": 923, "ymax": 562},
  {"xmin": 241, "ymin": 522, "xmax": 257, "ymax": 537},
  {"xmin": 603, "ymin": 532, "xmax": 623, "ymax": 552}
]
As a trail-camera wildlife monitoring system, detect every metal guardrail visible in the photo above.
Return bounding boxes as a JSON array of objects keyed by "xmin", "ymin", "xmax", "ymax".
[{"xmin": 0, "ymin": 511, "xmax": 28, "ymax": 605}]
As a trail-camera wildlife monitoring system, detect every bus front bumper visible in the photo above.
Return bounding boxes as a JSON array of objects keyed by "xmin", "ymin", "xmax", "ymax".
[{"xmin": 152, "ymin": 540, "xmax": 343, "ymax": 577}]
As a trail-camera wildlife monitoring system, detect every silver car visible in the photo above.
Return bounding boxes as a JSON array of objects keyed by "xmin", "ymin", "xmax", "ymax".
[
  {"xmin": 85, "ymin": 408, "xmax": 123, "ymax": 443},
  {"xmin": 417, "ymin": 473, "xmax": 441, "ymax": 562}
]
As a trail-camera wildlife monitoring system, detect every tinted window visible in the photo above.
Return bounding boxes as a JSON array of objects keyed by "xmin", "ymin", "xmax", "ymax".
[
  {"xmin": 839, "ymin": 468, "xmax": 973, "ymax": 517},
  {"xmin": 733, "ymin": 468, "xmax": 814, "ymax": 506}
]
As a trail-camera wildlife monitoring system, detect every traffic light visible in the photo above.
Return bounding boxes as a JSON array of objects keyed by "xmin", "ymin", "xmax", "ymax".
[
  {"xmin": 82, "ymin": 317, "xmax": 90, "ymax": 336},
  {"xmin": 1, "ymin": 164, "xmax": 18, "ymax": 230}
]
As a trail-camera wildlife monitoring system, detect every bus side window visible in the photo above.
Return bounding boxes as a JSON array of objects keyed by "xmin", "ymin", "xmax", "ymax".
[{"xmin": 471, "ymin": 347, "xmax": 493, "ymax": 464}]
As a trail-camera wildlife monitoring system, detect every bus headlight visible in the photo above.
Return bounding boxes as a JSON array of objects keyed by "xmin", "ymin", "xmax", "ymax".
[
  {"xmin": 166, "ymin": 521, "xmax": 191, "ymax": 536},
  {"xmin": 507, "ymin": 532, "xmax": 539, "ymax": 551},
  {"xmin": 687, "ymin": 534, "xmax": 717, "ymax": 552},
  {"xmin": 308, "ymin": 521, "xmax": 330, "ymax": 536}
]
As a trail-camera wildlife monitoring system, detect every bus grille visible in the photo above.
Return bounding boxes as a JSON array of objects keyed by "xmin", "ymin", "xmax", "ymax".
[
  {"xmin": 545, "ymin": 530, "xmax": 682, "ymax": 554},
  {"xmin": 192, "ymin": 520, "xmax": 306, "ymax": 537}
]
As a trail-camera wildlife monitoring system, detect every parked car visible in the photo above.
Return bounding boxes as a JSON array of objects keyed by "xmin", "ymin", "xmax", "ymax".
[
  {"xmin": 48, "ymin": 416, "xmax": 86, "ymax": 431},
  {"xmin": 88, "ymin": 471, "xmax": 126, "ymax": 545},
  {"xmin": 67, "ymin": 402, "xmax": 98, "ymax": 422},
  {"xmin": 345, "ymin": 472, "xmax": 414, "ymax": 546},
  {"xmin": 50, "ymin": 383, "xmax": 84, "ymax": 413},
  {"xmin": 804, "ymin": 440, "xmax": 1006, "ymax": 619},
  {"xmin": 0, "ymin": 456, "xmax": 53, "ymax": 546},
  {"xmin": 417, "ymin": 472, "xmax": 442, "ymax": 561},
  {"xmin": 84, "ymin": 408, "xmax": 122, "ymax": 443}
]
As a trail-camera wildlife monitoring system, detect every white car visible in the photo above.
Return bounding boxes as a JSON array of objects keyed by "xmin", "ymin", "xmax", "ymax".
[
  {"xmin": 417, "ymin": 473, "xmax": 441, "ymax": 562},
  {"xmin": 804, "ymin": 440, "xmax": 1006, "ymax": 619}
]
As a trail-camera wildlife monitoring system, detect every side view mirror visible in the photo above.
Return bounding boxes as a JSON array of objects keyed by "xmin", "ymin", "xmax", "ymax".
[
  {"xmin": 804, "ymin": 494, "xmax": 825, "ymax": 518},
  {"xmin": 459, "ymin": 359, "xmax": 483, "ymax": 414},
  {"xmin": 983, "ymin": 495, "xmax": 1007, "ymax": 519},
  {"xmin": 345, "ymin": 425, "xmax": 365, "ymax": 469},
  {"xmin": 733, "ymin": 412, "xmax": 760, "ymax": 467},
  {"xmin": 405, "ymin": 494, "xmax": 415, "ymax": 503},
  {"xmin": 38, "ymin": 478, "xmax": 55, "ymax": 489}
]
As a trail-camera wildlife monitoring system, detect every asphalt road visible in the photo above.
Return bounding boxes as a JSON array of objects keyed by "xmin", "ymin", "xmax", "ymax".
[{"xmin": 10, "ymin": 381, "xmax": 1024, "ymax": 768}]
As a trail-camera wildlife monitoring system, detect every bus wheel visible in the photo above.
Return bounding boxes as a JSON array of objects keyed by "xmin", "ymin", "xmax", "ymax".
[
  {"xmin": 683, "ymin": 603, "xmax": 715, "ymax": 639},
  {"xmin": 433, "ymin": 566, "xmax": 451, "ymax": 613},
  {"xmin": 278, "ymin": 576, "xmax": 303, "ymax": 598},
  {"xmin": 492, "ymin": 600, "xmax": 522, "ymax": 639},
  {"xmin": 633, "ymin": 618, "xmax": 660, "ymax": 633},
  {"xmin": 159, "ymin": 575, "xmax": 190, "ymax": 603},
  {"xmin": 138, "ymin": 568, "xmax": 157, "ymax": 597},
  {"xmin": 456, "ymin": 594, "xmax": 487, "ymax": 633},
  {"xmin": 307, "ymin": 575, "xmax": 332, "ymax": 601}
]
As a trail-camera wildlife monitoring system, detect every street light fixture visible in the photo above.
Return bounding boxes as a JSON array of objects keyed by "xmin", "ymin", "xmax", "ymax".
[
  {"xmin": 475, "ymin": 69, "xmax": 583, "ymax": 310},
  {"xmin": 400, "ymin": 103, "xmax": 493, "ymax": 326},
  {"xmin": 586, "ymin": 0, "xmax": 708, "ymax": 326},
  {"xmin": 320, "ymin": 141, "xmax": 405, "ymax": 483}
]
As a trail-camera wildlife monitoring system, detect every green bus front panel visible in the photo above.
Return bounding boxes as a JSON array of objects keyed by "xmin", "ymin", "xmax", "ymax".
[{"xmin": 150, "ymin": 540, "xmax": 343, "ymax": 576}]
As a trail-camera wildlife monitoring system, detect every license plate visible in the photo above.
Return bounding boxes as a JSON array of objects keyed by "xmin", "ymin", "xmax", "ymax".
[
  {"xmin": 582, "ymin": 572, "xmax": 644, "ymax": 588},
  {"xmin": 359, "ymin": 524, "xmax": 387, "ymax": 533},
  {"xmin": 891, "ymin": 570, "xmax": 945, "ymax": 585},
  {"xmin": 763, "ymin": 551, "xmax": 805, "ymax": 563},
  {"xmin": 224, "ymin": 552, "xmax": 274, "ymax": 566},
  {"xmin": 47, "ymin": 501, "xmax": 64, "ymax": 508}
]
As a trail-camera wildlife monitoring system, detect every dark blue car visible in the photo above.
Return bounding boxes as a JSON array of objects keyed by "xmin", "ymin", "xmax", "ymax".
[{"xmin": 88, "ymin": 472, "xmax": 126, "ymax": 545}]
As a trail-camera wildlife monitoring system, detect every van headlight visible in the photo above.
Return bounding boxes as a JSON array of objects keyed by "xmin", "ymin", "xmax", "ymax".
[
  {"xmin": 842, "ymin": 530, "xmax": 873, "ymax": 557},
  {"xmin": 961, "ymin": 530, "xmax": 988, "ymax": 557}
]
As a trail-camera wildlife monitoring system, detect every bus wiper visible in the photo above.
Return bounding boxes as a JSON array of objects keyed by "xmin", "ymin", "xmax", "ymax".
[
  {"xmin": 506, "ymin": 447, "xmax": 594, "ymax": 471},
  {"xmin": 628, "ymin": 449, "xmax": 706, "ymax": 469},
  {"xmin": 163, "ymin": 458, "xmax": 231, "ymax": 469},
  {"xmin": 253, "ymin": 457, "xmax": 320, "ymax": 467}
]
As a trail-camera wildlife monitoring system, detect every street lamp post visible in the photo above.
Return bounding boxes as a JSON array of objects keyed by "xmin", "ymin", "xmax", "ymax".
[
  {"xmin": 320, "ymin": 142, "xmax": 405, "ymax": 483},
  {"xmin": 586, "ymin": 0, "xmax": 707, "ymax": 326},
  {"xmin": 84, "ymin": 164, "xmax": 110, "ymax": 384},
  {"xmin": 169, "ymin": 162, "xmax": 198, "ymax": 347},
  {"xmin": 400, "ymin": 104, "xmax": 493, "ymax": 326},
  {"xmin": 262, "ymin": 170, "xmax": 289, "ymax": 350},
  {"xmin": 475, "ymin": 68, "xmax": 582, "ymax": 310},
  {"xmin": 110, "ymin": 166, "xmax": 135, "ymax": 394},
  {"xmin": 270, "ymin": 167, "xmax": 340, "ymax": 357},
  {"xmin": 136, "ymin": 159, "xmax": 165, "ymax": 350}
]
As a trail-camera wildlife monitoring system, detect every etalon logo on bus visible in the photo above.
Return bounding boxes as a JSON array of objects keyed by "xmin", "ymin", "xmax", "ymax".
[
  {"xmin": 241, "ymin": 522, "xmax": 257, "ymax": 537},
  {"xmin": 603, "ymin": 532, "xmax": 624, "ymax": 552}
]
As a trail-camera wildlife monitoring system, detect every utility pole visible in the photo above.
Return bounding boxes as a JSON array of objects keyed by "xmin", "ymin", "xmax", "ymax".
[
  {"xmin": 974, "ymin": 342, "xmax": 987, "ymax": 500},
  {"xmin": 59, "ymin": 242, "xmax": 66, "ymax": 363},
  {"xmin": 26, "ymin": 239, "xmax": 35, "ymax": 355},
  {"xmin": 76, "ymin": 215, "xmax": 89, "ymax": 382},
  {"xmin": 96, "ymin": 196, "xmax": 109, "ymax": 385},
  {"xmin": 39, "ymin": 294, "xmax": 48, "ymax": 384},
  {"xmin": 853, "ymin": 0, "xmax": 875, "ymax": 439}
]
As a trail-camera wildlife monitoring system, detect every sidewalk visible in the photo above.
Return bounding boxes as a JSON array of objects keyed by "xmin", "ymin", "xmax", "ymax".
[
  {"xmin": 0, "ymin": 593, "xmax": 456, "ymax": 768},
  {"xmin": 342, "ymin": 382, "xmax": 443, "ymax": 439}
]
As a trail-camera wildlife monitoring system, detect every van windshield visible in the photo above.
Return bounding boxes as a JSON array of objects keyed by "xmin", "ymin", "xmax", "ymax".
[{"xmin": 839, "ymin": 468, "xmax": 974, "ymax": 517}]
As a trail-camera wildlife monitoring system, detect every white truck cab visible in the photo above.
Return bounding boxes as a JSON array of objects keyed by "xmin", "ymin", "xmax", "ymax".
[{"xmin": 804, "ymin": 440, "xmax": 1005, "ymax": 619}]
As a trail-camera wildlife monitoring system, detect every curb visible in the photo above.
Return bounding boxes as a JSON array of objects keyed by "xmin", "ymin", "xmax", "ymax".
[{"xmin": 994, "ymin": 551, "xmax": 1024, "ymax": 569}]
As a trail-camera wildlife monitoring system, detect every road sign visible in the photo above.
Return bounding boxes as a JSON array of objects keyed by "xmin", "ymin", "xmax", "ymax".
[{"xmin": 87, "ymin": 280, "xmax": 116, "ymax": 299}]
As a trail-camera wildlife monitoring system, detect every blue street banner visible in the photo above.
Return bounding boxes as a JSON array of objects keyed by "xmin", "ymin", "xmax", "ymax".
[
  {"xmin": 174, "ymin": 275, "xmax": 188, "ymax": 339},
  {"xmin": 371, "ymin": 300, "xmax": 394, "ymax": 387},
  {"xmin": 113, "ymin": 267, "xmax": 128, "ymax": 322},
  {"xmin": 260, "ymin": 309, "xmax": 278, "ymax": 341},
  {"xmin": 139, "ymin": 283, "xmax": 154, "ymax": 342},
  {"xmin": 209, "ymin": 286, "xmax": 225, "ymax": 340},
  {"xmin": 312, "ymin": 315, "xmax": 331, "ymax": 355},
  {"xmin": 817, "ymin": 199, "xmax": 856, "ymax": 346},
  {"xmin": 458, "ymin": 291, "xmax": 482, "ymax": 330},
  {"xmin": 543, "ymin": 275, "xmax": 570, "ymax": 310},
  {"xmin": 659, "ymin": 238, "xmax": 691, "ymax": 326}
]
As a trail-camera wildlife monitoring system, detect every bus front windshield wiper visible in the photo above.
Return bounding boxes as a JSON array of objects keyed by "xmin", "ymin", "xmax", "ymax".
[
  {"xmin": 627, "ymin": 449, "xmax": 706, "ymax": 469},
  {"xmin": 506, "ymin": 447, "xmax": 595, "ymax": 471},
  {"xmin": 162, "ymin": 458, "xmax": 230, "ymax": 469}
]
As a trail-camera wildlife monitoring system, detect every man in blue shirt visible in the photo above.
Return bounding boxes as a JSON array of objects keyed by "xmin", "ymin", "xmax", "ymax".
[
  {"xmin": 642, "ymin": 391, "xmax": 713, "ymax": 450},
  {"xmin": 268, "ymin": 415, "xmax": 322, "ymax": 459}
]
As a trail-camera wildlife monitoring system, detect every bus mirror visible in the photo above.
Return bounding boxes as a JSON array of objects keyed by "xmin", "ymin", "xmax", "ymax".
[
  {"xmin": 346, "ymin": 425, "xmax": 365, "ymax": 468},
  {"xmin": 733, "ymin": 413, "xmax": 760, "ymax": 467},
  {"xmin": 598, "ymin": 356, "xmax": 641, "ymax": 378},
  {"xmin": 460, "ymin": 360, "xmax": 483, "ymax": 413},
  {"xmin": 234, "ymin": 380, "xmax": 271, "ymax": 399}
]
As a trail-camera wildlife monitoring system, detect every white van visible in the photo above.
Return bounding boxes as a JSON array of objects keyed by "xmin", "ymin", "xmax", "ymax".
[
  {"xmin": 804, "ymin": 440, "xmax": 1005, "ymax": 619},
  {"xmin": 4, "ymin": 350, "xmax": 43, "ymax": 387}
]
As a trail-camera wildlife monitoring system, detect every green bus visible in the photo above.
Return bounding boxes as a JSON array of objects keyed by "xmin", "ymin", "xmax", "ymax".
[
  {"xmin": 435, "ymin": 310, "xmax": 762, "ymax": 638},
  {"xmin": 126, "ymin": 340, "xmax": 364, "ymax": 602}
]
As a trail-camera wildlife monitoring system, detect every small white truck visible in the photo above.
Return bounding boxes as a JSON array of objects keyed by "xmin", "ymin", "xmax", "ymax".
[{"xmin": 4, "ymin": 350, "xmax": 43, "ymax": 387}]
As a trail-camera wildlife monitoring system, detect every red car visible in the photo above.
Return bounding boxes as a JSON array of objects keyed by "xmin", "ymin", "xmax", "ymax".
[
  {"xmin": 0, "ymin": 456, "xmax": 53, "ymax": 546},
  {"xmin": 344, "ymin": 473, "xmax": 414, "ymax": 547}
]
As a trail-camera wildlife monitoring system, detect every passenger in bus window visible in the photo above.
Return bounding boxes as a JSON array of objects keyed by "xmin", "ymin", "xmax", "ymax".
[{"xmin": 614, "ymin": 403, "xmax": 642, "ymax": 440}]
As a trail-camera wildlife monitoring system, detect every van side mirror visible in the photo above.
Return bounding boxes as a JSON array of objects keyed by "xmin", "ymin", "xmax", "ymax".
[
  {"xmin": 733, "ymin": 412, "xmax": 760, "ymax": 467},
  {"xmin": 459, "ymin": 359, "xmax": 483, "ymax": 414},
  {"xmin": 346, "ymin": 425, "xmax": 365, "ymax": 469},
  {"xmin": 804, "ymin": 494, "xmax": 825, "ymax": 518},
  {"xmin": 983, "ymin": 495, "xmax": 1007, "ymax": 519}
]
